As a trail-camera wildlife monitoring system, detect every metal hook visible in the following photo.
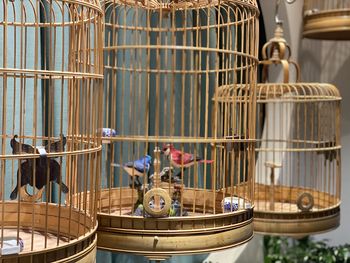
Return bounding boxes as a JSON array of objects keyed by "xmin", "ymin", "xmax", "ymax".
[{"xmin": 275, "ymin": 0, "xmax": 297, "ymax": 25}]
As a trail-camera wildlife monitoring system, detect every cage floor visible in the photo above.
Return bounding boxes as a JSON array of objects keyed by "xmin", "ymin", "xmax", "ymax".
[
  {"xmin": 1, "ymin": 228, "xmax": 69, "ymax": 253},
  {"xmin": 255, "ymin": 201, "xmax": 321, "ymax": 213},
  {"xmin": 101, "ymin": 207, "xmax": 216, "ymax": 217},
  {"xmin": 101, "ymin": 207, "xmax": 251, "ymax": 217}
]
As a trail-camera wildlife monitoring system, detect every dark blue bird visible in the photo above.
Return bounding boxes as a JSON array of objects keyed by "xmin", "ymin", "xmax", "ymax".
[{"xmin": 112, "ymin": 155, "xmax": 152, "ymax": 188}]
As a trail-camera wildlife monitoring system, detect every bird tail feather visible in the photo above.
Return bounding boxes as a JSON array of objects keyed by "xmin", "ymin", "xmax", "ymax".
[
  {"xmin": 111, "ymin": 163, "xmax": 122, "ymax": 168},
  {"xmin": 61, "ymin": 183, "xmax": 69, "ymax": 193}
]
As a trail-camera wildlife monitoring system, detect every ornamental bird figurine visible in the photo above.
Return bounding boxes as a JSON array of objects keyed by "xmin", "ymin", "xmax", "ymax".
[
  {"xmin": 149, "ymin": 166, "xmax": 182, "ymax": 184},
  {"xmin": 161, "ymin": 144, "xmax": 213, "ymax": 169},
  {"xmin": 9, "ymin": 135, "xmax": 69, "ymax": 200},
  {"xmin": 112, "ymin": 155, "xmax": 152, "ymax": 187},
  {"xmin": 10, "ymin": 158, "xmax": 69, "ymax": 200},
  {"xmin": 10, "ymin": 134, "xmax": 66, "ymax": 155},
  {"xmin": 10, "ymin": 135, "xmax": 69, "ymax": 200}
]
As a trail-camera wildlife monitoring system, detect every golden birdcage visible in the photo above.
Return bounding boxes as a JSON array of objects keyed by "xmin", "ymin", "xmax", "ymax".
[
  {"xmin": 0, "ymin": 0, "xmax": 103, "ymax": 262},
  {"xmin": 303, "ymin": 0, "xmax": 350, "ymax": 40},
  {"xmin": 254, "ymin": 25, "xmax": 341, "ymax": 236},
  {"xmin": 98, "ymin": 0, "xmax": 259, "ymax": 259}
]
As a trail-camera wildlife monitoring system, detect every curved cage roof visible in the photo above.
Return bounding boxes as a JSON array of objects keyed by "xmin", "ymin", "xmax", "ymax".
[
  {"xmin": 256, "ymin": 83, "xmax": 341, "ymax": 102},
  {"xmin": 103, "ymin": 0, "xmax": 258, "ymax": 12}
]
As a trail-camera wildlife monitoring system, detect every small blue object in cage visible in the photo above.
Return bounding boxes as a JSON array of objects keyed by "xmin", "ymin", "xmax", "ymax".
[
  {"xmin": 222, "ymin": 197, "xmax": 247, "ymax": 212},
  {"xmin": 102, "ymin": 128, "xmax": 117, "ymax": 137}
]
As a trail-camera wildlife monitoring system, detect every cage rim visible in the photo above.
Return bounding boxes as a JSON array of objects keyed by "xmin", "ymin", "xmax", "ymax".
[
  {"xmin": 254, "ymin": 203, "xmax": 340, "ymax": 216},
  {"xmin": 304, "ymin": 8, "xmax": 350, "ymax": 17},
  {"xmin": 97, "ymin": 206, "xmax": 254, "ymax": 221},
  {"xmin": 102, "ymin": 2, "xmax": 259, "ymax": 27},
  {"xmin": 0, "ymin": 69, "xmax": 104, "ymax": 79},
  {"xmin": 104, "ymin": 16, "xmax": 257, "ymax": 32},
  {"xmin": 102, "ymin": 0, "xmax": 259, "ymax": 13},
  {"xmin": 0, "ymin": 134, "xmax": 101, "ymax": 159},
  {"xmin": 99, "ymin": 135, "xmax": 255, "ymax": 143}
]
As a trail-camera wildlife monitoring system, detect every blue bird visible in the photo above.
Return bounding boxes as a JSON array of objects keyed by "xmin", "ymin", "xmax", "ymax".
[
  {"xmin": 112, "ymin": 155, "xmax": 152, "ymax": 188},
  {"xmin": 123, "ymin": 155, "xmax": 151, "ymax": 176}
]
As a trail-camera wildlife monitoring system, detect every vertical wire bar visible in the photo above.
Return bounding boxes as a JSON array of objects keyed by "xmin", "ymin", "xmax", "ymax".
[
  {"xmin": 202, "ymin": 4, "xmax": 210, "ymax": 215},
  {"xmin": 83, "ymin": 84, "xmax": 90, "ymax": 237},
  {"xmin": 296, "ymin": 99, "xmax": 301, "ymax": 212},
  {"xmin": 118, "ymin": 2, "xmax": 127, "ymax": 215},
  {"xmin": 231, "ymin": 5, "xmax": 238, "ymax": 204},
  {"xmin": 179, "ymin": 7, "xmax": 187, "ymax": 217},
  {"xmin": 17, "ymin": 0, "xmax": 26, "ymax": 248},
  {"xmin": 192, "ymin": 8, "xmax": 200, "ymax": 214},
  {"xmin": 44, "ymin": 0, "xmax": 52, "ymax": 249},
  {"xmin": 197, "ymin": 7, "xmax": 203, "ymax": 203},
  {"xmin": 83, "ymin": 18, "xmax": 91, "ymax": 234},
  {"xmin": 56, "ymin": 1, "xmax": 66, "ymax": 245},
  {"xmin": 317, "ymin": 94, "xmax": 322, "ymax": 211},
  {"xmin": 30, "ymin": 0, "xmax": 40, "ymax": 251},
  {"xmin": 129, "ymin": 8, "xmax": 136, "ymax": 214},
  {"xmin": 11, "ymin": 0, "xmax": 17, "ymax": 196},
  {"xmin": 286, "ymin": 92, "xmax": 291, "ymax": 212},
  {"xmin": 168, "ymin": 6, "xmax": 176, "ymax": 200},
  {"xmin": 103, "ymin": 11, "xmax": 110, "ymax": 214},
  {"xmin": 1, "ymin": 0, "xmax": 9, "ymax": 249},
  {"xmin": 211, "ymin": 3, "xmax": 222, "ymax": 215},
  {"xmin": 143, "ymin": 4, "xmax": 151, "ymax": 219},
  {"xmin": 310, "ymin": 99, "xmax": 315, "ymax": 211},
  {"xmin": 237, "ymin": 5, "xmax": 243, "ymax": 209},
  {"xmin": 243, "ymin": 6, "xmax": 250, "ymax": 208},
  {"xmin": 109, "ymin": 4, "xmax": 117, "ymax": 215}
]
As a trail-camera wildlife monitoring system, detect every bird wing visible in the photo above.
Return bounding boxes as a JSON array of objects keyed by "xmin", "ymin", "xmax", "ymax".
[
  {"xmin": 44, "ymin": 134, "xmax": 66, "ymax": 153},
  {"xmin": 123, "ymin": 157, "xmax": 149, "ymax": 177},
  {"xmin": 132, "ymin": 159, "xmax": 150, "ymax": 173},
  {"xmin": 10, "ymin": 135, "xmax": 36, "ymax": 154},
  {"xmin": 172, "ymin": 150, "xmax": 199, "ymax": 164}
]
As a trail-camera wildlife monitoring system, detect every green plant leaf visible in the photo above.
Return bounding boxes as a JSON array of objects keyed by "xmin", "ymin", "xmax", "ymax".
[{"xmin": 264, "ymin": 235, "xmax": 350, "ymax": 263}]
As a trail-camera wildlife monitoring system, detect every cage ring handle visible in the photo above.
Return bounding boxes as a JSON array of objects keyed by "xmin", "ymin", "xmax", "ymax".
[
  {"xmin": 143, "ymin": 188, "xmax": 172, "ymax": 217},
  {"xmin": 262, "ymin": 40, "xmax": 290, "ymax": 61},
  {"xmin": 297, "ymin": 192, "xmax": 314, "ymax": 212}
]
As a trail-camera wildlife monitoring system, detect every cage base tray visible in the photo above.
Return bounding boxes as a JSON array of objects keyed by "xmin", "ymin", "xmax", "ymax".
[
  {"xmin": 254, "ymin": 183, "xmax": 340, "ymax": 236},
  {"xmin": 96, "ymin": 187, "xmax": 253, "ymax": 258},
  {"xmin": 0, "ymin": 202, "xmax": 97, "ymax": 263},
  {"xmin": 303, "ymin": 9, "xmax": 350, "ymax": 40}
]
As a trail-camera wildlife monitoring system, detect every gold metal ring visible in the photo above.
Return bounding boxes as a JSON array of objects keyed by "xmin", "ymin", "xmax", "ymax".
[
  {"xmin": 297, "ymin": 192, "xmax": 314, "ymax": 212},
  {"xmin": 143, "ymin": 188, "xmax": 172, "ymax": 217}
]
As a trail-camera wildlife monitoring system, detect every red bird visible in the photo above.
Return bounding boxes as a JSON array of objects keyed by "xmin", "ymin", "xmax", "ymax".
[{"xmin": 161, "ymin": 144, "xmax": 213, "ymax": 169}]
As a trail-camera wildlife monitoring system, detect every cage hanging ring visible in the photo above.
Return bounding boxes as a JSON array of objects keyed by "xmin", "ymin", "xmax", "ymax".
[
  {"xmin": 297, "ymin": 192, "xmax": 314, "ymax": 212},
  {"xmin": 143, "ymin": 188, "xmax": 172, "ymax": 217}
]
